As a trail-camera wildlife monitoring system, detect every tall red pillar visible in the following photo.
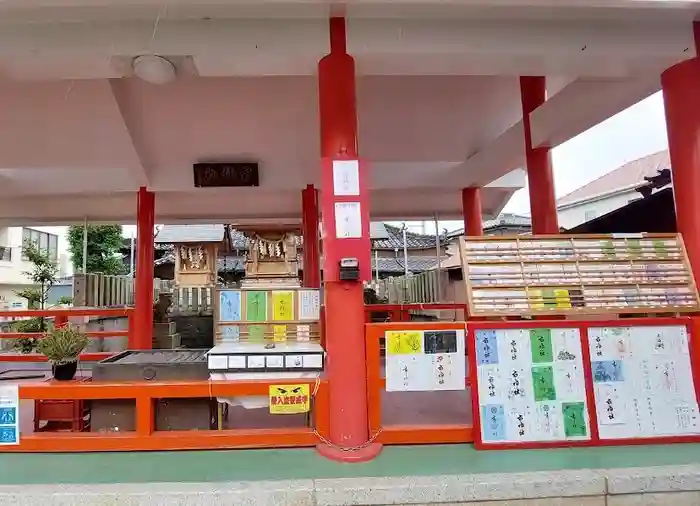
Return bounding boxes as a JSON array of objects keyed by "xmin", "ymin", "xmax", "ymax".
[
  {"xmin": 462, "ymin": 187, "xmax": 483, "ymax": 236},
  {"xmin": 520, "ymin": 76, "xmax": 559, "ymax": 234},
  {"xmin": 301, "ymin": 184, "xmax": 320, "ymax": 288},
  {"xmin": 662, "ymin": 25, "xmax": 700, "ymax": 286},
  {"xmin": 134, "ymin": 186, "xmax": 155, "ymax": 349},
  {"xmin": 316, "ymin": 17, "xmax": 381, "ymax": 462}
]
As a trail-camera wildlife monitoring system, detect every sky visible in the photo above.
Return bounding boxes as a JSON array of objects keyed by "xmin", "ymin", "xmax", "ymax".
[
  {"xmin": 405, "ymin": 90, "xmax": 670, "ymax": 235},
  {"xmin": 504, "ymin": 90, "xmax": 668, "ymax": 215}
]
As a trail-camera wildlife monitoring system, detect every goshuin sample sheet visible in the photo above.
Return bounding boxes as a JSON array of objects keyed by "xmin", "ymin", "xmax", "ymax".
[
  {"xmin": 476, "ymin": 327, "xmax": 591, "ymax": 444},
  {"xmin": 385, "ymin": 329, "xmax": 466, "ymax": 392},
  {"xmin": 589, "ymin": 325, "xmax": 700, "ymax": 439}
]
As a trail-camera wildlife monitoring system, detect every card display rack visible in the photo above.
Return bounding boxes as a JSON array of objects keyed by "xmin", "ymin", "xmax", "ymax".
[
  {"xmin": 214, "ymin": 287, "xmax": 321, "ymax": 344},
  {"xmin": 458, "ymin": 234, "xmax": 700, "ymax": 317}
]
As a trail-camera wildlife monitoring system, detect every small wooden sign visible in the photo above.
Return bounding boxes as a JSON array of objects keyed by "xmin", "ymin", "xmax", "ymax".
[{"xmin": 193, "ymin": 162, "xmax": 259, "ymax": 188}]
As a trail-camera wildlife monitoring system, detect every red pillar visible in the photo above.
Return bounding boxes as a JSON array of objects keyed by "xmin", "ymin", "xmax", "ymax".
[
  {"xmin": 316, "ymin": 17, "xmax": 381, "ymax": 462},
  {"xmin": 462, "ymin": 187, "xmax": 483, "ymax": 236},
  {"xmin": 520, "ymin": 76, "xmax": 559, "ymax": 235},
  {"xmin": 662, "ymin": 26, "xmax": 700, "ymax": 286},
  {"xmin": 301, "ymin": 184, "xmax": 320, "ymax": 288},
  {"xmin": 134, "ymin": 186, "xmax": 155, "ymax": 349}
]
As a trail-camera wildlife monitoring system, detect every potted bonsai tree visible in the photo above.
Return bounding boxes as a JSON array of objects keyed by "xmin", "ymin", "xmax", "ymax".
[{"xmin": 36, "ymin": 326, "xmax": 89, "ymax": 381}]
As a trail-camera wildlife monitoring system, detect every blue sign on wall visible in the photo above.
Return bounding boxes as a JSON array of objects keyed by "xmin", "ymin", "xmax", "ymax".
[
  {"xmin": 0, "ymin": 386, "xmax": 19, "ymax": 446},
  {"xmin": 0, "ymin": 407, "xmax": 16, "ymax": 425},
  {"xmin": 0, "ymin": 427, "xmax": 16, "ymax": 444}
]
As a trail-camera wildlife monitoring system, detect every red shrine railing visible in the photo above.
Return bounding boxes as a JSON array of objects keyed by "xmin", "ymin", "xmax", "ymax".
[
  {"xmin": 3, "ymin": 304, "xmax": 696, "ymax": 454},
  {"xmin": 365, "ymin": 321, "xmax": 474, "ymax": 445},
  {"xmin": 9, "ymin": 378, "xmax": 330, "ymax": 452},
  {"xmin": 364, "ymin": 303, "xmax": 467, "ymax": 323}
]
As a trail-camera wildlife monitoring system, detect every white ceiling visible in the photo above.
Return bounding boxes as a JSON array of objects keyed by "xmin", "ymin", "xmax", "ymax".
[
  {"xmin": 0, "ymin": 15, "xmax": 692, "ymax": 79},
  {"xmin": 0, "ymin": 0, "xmax": 696, "ymax": 225}
]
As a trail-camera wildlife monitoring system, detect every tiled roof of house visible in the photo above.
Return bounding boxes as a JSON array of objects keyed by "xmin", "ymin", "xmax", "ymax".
[
  {"xmin": 155, "ymin": 223, "xmax": 437, "ymax": 251},
  {"xmin": 375, "ymin": 256, "xmax": 441, "ymax": 273},
  {"xmin": 484, "ymin": 213, "xmax": 531, "ymax": 230},
  {"xmin": 372, "ymin": 224, "xmax": 437, "ymax": 250},
  {"xmin": 557, "ymin": 150, "xmax": 670, "ymax": 207},
  {"xmin": 154, "ymin": 251, "xmax": 439, "ymax": 274},
  {"xmin": 154, "ymin": 224, "xmax": 226, "ymax": 244},
  {"xmin": 447, "ymin": 213, "xmax": 531, "ymax": 237}
]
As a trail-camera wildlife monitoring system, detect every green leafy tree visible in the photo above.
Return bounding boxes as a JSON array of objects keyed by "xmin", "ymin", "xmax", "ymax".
[
  {"xmin": 12, "ymin": 241, "xmax": 60, "ymax": 353},
  {"xmin": 67, "ymin": 225, "xmax": 125, "ymax": 275}
]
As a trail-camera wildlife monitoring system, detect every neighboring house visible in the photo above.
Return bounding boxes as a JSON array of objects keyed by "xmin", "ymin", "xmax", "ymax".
[
  {"xmin": 118, "ymin": 233, "xmax": 175, "ymax": 274},
  {"xmin": 0, "ymin": 226, "xmax": 72, "ymax": 309},
  {"xmin": 568, "ymin": 165, "xmax": 675, "ymax": 234},
  {"xmin": 438, "ymin": 213, "xmax": 533, "ymax": 272},
  {"xmin": 369, "ymin": 223, "xmax": 444, "ymax": 275},
  {"xmin": 556, "ymin": 150, "xmax": 670, "ymax": 229},
  {"xmin": 152, "ymin": 223, "xmax": 445, "ymax": 281},
  {"xmin": 445, "ymin": 213, "xmax": 533, "ymax": 239}
]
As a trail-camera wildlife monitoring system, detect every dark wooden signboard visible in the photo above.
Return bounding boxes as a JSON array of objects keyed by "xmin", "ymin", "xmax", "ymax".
[{"xmin": 193, "ymin": 162, "xmax": 259, "ymax": 188}]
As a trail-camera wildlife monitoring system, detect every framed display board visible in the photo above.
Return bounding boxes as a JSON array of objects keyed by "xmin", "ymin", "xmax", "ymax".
[
  {"xmin": 215, "ymin": 288, "xmax": 321, "ymax": 344},
  {"xmin": 365, "ymin": 322, "xmax": 471, "ymax": 445},
  {"xmin": 469, "ymin": 321, "xmax": 592, "ymax": 449},
  {"xmin": 588, "ymin": 322, "xmax": 700, "ymax": 441},
  {"xmin": 385, "ymin": 328, "xmax": 466, "ymax": 392},
  {"xmin": 458, "ymin": 234, "xmax": 700, "ymax": 317},
  {"xmin": 469, "ymin": 318, "xmax": 700, "ymax": 450}
]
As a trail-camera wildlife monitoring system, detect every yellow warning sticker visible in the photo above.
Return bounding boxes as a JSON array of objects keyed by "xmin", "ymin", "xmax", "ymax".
[{"xmin": 269, "ymin": 384, "xmax": 310, "ymax": 414}]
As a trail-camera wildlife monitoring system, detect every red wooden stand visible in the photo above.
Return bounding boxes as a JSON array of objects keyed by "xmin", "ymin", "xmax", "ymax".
[{"xmin": 34, "ymin": 378, "xmax": 90, "ymax": 433}]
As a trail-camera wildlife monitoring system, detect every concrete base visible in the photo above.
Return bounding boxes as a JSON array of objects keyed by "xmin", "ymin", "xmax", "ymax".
[{"xmin": 5, "ymin": 464, "xmax": 700, "ymax": 505}]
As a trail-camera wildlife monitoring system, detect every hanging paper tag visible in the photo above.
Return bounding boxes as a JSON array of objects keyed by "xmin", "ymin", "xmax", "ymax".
[
  {"xmin": 273, "ymin": 325, "xmax": 287, "ymax": 342},
  {"xmin": 272, "ymin": 291, "xmax": 294, "ymax": 320}
]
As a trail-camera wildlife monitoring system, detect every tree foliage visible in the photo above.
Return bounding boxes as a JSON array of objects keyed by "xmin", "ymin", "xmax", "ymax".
[
  {"xmin": 67, "ymin": 225, "xmax": 125, "ymax": 275},
  {"xmin": 20, "ymin": 241, "xmax": 59, "ymax": 310},
  {"xmin": 12, "ymin": 241, "xmax": 60, "ymax": 353}
]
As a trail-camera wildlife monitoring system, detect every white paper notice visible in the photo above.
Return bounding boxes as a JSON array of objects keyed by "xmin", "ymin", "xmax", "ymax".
[
  {"xmin": 589, "ymin": 325, "xmax": 700, "ymax": 439},
  {"xmin": 298, "ymin": 290, "xmax": 320, "ymax": 320},
  {"xmin": 332, "ymin": 160, "xmax": 360, "ymax": 196},
  {"xmin": 386, "ymin": 354, "xmax": 427, "ymax": 391},
  {"xmin": 385, "ymin": 329, "xmax": 466, "ymax": 392},
  {"xmin": 334, "ymin": 202, "xmax": 362, "ymax": 239}
]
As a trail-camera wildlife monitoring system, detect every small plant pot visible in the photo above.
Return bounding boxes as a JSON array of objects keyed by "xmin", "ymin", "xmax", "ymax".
[{"xmin": 52, "ymin": 361, "xmax": 78, "ymax": 381}]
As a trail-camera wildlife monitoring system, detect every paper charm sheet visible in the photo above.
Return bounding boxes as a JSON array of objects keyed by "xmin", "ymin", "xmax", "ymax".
[
  {"xmin": 476, "ymin": 327, "xmax": 591, "ymax": 444},
  {"xmin": 589, "ymin": 325, "xmax": 700, "ymax": 439},
  {"xmin": 385, "ymin": 329, "xmax": 466, "ymax": 392}
]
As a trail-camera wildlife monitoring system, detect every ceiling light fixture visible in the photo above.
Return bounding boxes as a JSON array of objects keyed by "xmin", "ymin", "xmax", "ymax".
[{"xmin": 132, "ymin": 54, "xmax": 176, "ymax": 85}]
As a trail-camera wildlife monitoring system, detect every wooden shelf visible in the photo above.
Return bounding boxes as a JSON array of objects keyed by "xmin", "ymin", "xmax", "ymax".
[
  {"xmin": 214, "ymin": 287, "xmax": 321, "ymax": 345},
  {"xmin": 458, "ymin": 233, "xmax": 700, "ymax": 317}
]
